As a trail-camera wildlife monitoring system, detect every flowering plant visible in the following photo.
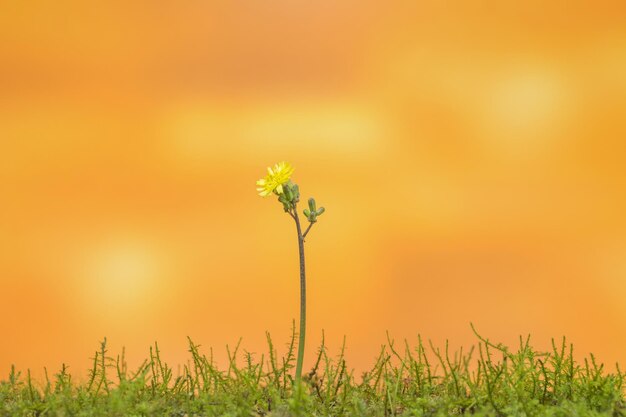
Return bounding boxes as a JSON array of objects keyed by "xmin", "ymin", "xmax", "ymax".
[{"xmin": 256, "ymin": 161, "xmax": 325, "ymax": 383}]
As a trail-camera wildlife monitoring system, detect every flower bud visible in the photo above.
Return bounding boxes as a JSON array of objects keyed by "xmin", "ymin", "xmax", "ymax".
[
  {"xmin": 308, "ymin": 198, "xmax": 316, "ymax": 212},
  {"xmin": 284, "ymin": 185, "xmax": 294, "ymax": 201},
  {"xmin": 278, "ymin": 194, "xmax": 291, "ymax": 211},
  {"xmin": 303, "ymin": 209, "xmax": 310, "ymax": 218},
  {"xmin": 316, "ymin": 207, "xmax": 325, "ymax": 216}
]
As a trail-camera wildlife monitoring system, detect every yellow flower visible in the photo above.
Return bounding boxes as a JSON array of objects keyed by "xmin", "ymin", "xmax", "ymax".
[{"xmin": 256, "ymin": 161, "xmax": 295, "ymax": 196}]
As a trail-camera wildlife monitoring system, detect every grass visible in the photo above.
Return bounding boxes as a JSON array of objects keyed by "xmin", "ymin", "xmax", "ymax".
[{"xmin": 1, "ymin": 324, "xmax": 624, "ymax": 417}]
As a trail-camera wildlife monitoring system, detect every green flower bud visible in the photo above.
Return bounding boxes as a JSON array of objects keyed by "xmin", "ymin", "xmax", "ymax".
[
  {"xmin": 284, "ymin": 185, "xmax": 294, "ymax": 201},
  {"xmin": 316, "ymin": 207, "xmax": 325, "ymax": 216},
  {"xmin": 303, "ymin": 209, "xmax": 310, "ymax": 218},
  {"xmin": 308, "ymin": 198, "xmax": 316, "ymax": 212},
  {"xmin": 278, "ymin": 194, "xmax": 291, "ymax": 211}
]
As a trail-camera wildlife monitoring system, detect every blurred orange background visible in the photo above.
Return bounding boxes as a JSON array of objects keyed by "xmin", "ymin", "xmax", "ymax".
[{"xmin": 1, "ymin": 1, "xmax": 626, "ymax": 379}]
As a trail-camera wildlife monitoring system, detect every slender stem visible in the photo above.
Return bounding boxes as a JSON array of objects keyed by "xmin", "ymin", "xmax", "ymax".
[
  {"xmin": 292, "ymin": 207, "xmax": 307, "ymax": 383},
  {"xmin": 302, "ymin": 222, "xmax": 315, "ymax": 240}
]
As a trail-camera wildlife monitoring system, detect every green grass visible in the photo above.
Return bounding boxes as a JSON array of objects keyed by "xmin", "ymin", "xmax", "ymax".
[{"xmin": 1, "ymin": 324, "xmax": 624, "ymax": 417}]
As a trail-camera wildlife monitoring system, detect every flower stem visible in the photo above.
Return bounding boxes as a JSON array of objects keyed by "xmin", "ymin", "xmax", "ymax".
[
  {"xmin": 302, "ymin": 222, "xmax": 315, "ymax": 240},
  {"xmin": 292, "ymin": 208, "xmax": 306, "ymax": 383}
]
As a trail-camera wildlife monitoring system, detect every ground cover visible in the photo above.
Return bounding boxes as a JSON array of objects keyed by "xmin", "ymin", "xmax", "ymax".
[{"xmin": 1, "ymin": 326, "xmax": 624, "ymax": 416}]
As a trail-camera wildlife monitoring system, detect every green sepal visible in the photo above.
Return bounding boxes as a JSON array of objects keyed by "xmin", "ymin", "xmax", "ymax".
[{"xmin": 278, "ymin": 193, "xmax": 291, "ymax": 212}]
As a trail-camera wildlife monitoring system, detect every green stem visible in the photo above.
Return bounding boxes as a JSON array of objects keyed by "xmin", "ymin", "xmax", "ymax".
[{"xmin": 293, "ymin": 208, "xmax": 306, "ymax": 383}]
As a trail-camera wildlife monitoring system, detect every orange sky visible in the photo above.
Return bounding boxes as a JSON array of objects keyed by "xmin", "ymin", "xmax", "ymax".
[{"xmin": 1, "ymin": 1, "xmax": 626, "ymax": 379}]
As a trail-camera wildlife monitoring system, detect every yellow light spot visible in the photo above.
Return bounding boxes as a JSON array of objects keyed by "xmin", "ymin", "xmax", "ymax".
[
  {"xmin": 494, "ymin": 72, "xmax": 561, "ymax": 129},
  {"xmin": 74, "ymin": 237, "xmax": 164, "ymax": 316},
  {"xmin": 481, "ymin": 65, "xmax": 573, "ymax": 158},
  {"xmin": 241, "ymin": 102, "xmax": 385, "ymax": 155},
  {"xmin": 161, "ymin": 99, "xmax": 387, "ymax": 165}
]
